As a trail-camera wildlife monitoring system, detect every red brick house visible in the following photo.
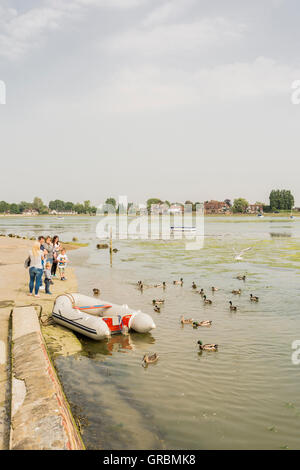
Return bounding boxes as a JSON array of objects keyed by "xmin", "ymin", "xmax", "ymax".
[{"xmin": 204, "ymin": 200, "xmax": 231, "ymax": 214}]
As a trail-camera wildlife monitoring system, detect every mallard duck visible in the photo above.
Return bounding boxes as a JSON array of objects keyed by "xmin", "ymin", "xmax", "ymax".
[
  {"xmin": 96, "ymin": 243, "xmax": 109, "ymax": 249},
  {"xmin": 152, "ymin": 299, "xmax": 165, "ymax": 305},
  {"xmin": 237, "ymin": 275, "xmax": 246, "ymax": 281},
  {"xmin": 143, "ymin": 353, "xmax": 159, "ymax": 364},
  {"xmin": 232, "ymin": 289, "xmax": 241, "ymax": 295},
  {"xmin": 180, "ymin": 316, "xmax": 194, "ymax": 324},
  {"xmin": 203, "ymin": 295, "xmax": 212, "ymax": 304},
  {"xmin": 154, "ymin": 305, "xmax": 160, "ymax": 312},
  {"xmin": 192, "ymin": 282, "xmax": 197, "ymax": 289},
  {"xmin": 211, "ymin": 286, "xmax": 219, "ymax": 292},
  {"xmin": 173, "ymin": 278, "xmax": 183, "ymax": 285},
  {"xmin": 112, "ymin": 248, "xmax": 119, "ymax": 253},
  {"xmin": 93, "ymin": 288, "xmax": 100, "ymax": 296},
  {"xmin": 197, "ymin": 288, "xmax": 205, "ymax": 296},
  {"xmin": 250, "ymin": 294, "xmax": 259, "ymax": 302},
  {"xmin": 229, "ymin": 301, "xmax": 237, "ymax": 311},
  {"xmin": 193, "ymin": 320, "xmax": 212, "ymax": 327},
  {"xmin": 154, "ymin": 282, "xmax": 166, "ymax": 288},
  {"xmin": 197, "ymin": 340, "xmax": 218, "ymax": 351}
]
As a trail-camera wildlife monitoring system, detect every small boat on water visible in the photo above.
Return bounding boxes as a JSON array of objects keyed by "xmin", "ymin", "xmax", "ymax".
[
  {"xmin": 170, "ymin": 226, "xmax": 196, "ymax": 233},
  {"xmin": 52, "ymin": 293, "xmax": 156, "ymax": 340}
]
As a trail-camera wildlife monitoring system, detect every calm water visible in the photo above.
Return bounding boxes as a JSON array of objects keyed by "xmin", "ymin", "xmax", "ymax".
[{"xmin": 1, "ymin": 215, "xmax": 300, "ymax": 449}]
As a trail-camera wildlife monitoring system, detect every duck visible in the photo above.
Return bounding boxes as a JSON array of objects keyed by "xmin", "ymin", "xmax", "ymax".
[
  {"xmin": 154, "ymin": 282, "xmax": 166, "ymax": 288},
  {"xmin": 138, "ymin": 282, "xmax": 144, "ymax": 291},
  {"xmin": 152, "ymin": 299, "xmax": 165, "ymax": 305},
  {"xmin": 193, "ymin": 320, "xmax": 212, "ymax": 327},
  {"xmin": 229, "ymin": 301, "xmax": 237, "ymax": 311},
  {"xmin": 197, "ymin": 288, "xmax": 205, "ymax": 297},
  {"xmin": 93, "ymin": 288, "xmax": 100, "ymax": 296},
  {"xmin": 232, "ymin": 289, "xmax": 241, "ymax": 295},
  {"xmin": 211, "ymin": 286, "xmax": 219, "ymax": 292},
  {"xmin": 192, "ymin": 282, "xmax": 197, "ymax": 289},
  {"xmin": 180, "ymin": 316, "xmax": 194, "ymax": 324},
  {"xmin": 197, "ymin": 340, "xmax": 218, "ymax": 351},
  {"xmin": 173, "ymin": 278, "xmax": 183, "ymax": 285},
  {"xmin": 250, "ymin": 294, "xmax": 259, "ymax": 302},
  {"xmin": 112, "ymin": 248, "xmax": 119, "ymax": 253},
  {"xmin": 203, "ymin": 295, "xmax": 212, "ymax": 304},
  {"xmin": 154, "ymin": 305, "xmax": 160, "ymax": 313},
  {"xmin": 237, "ymin": 275, "xmax": 246, "ymax": 281},
  {"xmin": 143, "ymin": 353, "xmax": 159, "ymax": 364}
]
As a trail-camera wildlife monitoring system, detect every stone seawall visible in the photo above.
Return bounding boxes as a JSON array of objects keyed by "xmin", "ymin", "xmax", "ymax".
[{"xmin": 10, "ymin": 306, "xmax": 84, "ymax": 450}]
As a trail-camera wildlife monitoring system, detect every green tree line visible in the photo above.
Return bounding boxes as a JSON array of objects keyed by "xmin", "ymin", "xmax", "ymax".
[
  {"xmin": 0, "ymin": 191, "xmax": 295, "ymax": 215},
  {"xmin": 0, "ymin": 197, "xmax": 97, "ymax": 214}
]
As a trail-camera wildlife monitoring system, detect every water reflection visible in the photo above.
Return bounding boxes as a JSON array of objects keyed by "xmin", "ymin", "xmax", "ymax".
[{"xmin": 79, "ymin": 332, "xmax": 155, "ymax": 358}]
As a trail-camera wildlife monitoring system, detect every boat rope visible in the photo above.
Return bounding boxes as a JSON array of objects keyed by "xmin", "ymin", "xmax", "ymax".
[{"xmin": 64, "ymin": 292, "xmax": 76, "ymax": 307}]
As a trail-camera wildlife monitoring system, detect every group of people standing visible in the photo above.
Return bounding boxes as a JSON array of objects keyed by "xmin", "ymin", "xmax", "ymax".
[{"xmin": 27, "ymin": 235, "xmax": 69, "ymax": 297}]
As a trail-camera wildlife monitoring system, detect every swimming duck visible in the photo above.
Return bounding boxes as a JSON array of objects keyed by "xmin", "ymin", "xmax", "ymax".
[
  {"xmin": 180, "ymin": 316, "xmax": 194, "ymax": 324},
  {"xmin": 232, "ymin": 289, "xmax": 241, "ymax": 295},
  {"xmin": 229, "ymin": 301, "xmax": 237, "ymax": 311},
  {"xmin": 93, "ymin": 288, "xmax": 100, "ymax": 296},
  {"xmin": 143, "ymin": 353, "xmax": 159, "ymax": 364},
  {"xmin": 193, "ymin": 320, "xmax": 212, "ymax": 327},
  {"xmin": 154, "ymin": 282, "xmax": 166, "ymax": 288},
  {"xmin": 250, "ymin": 294, "xmax": 259, "ymax": 302},
  {"xmin": 211, "ymin": 286, "xmax": 219, "ymax": 292},
  {"xmin": 197, "ymin": 288, "xmax": 205, "ymax": 296},
  {"xmin": 192, "ymin": 282, "xmax": 197, "ymax": 289},
  {"xmin": 237, "ymin": 275, "xmax": 246, "ymax": 281},
  {"xmin": 112, "ymin": 248, "xmax": 119, "ymax": 253},
  {"xmin": 154, "ymin": 305, "xmax": 160, "ymax": 313},
  {"xmin": 152, "ymin": 299, "xmax": 165, "ymax": 305},
  {"xmin": 203, "ymin": 295, "xmax": 212, "ymax": 304},
  {"xmin": 197, "ymin": 340, "xmax": 218, "ymax": 351},
  {"xmin": 173, "ymin": 278, "xmax": 183, "ymax": 285}
]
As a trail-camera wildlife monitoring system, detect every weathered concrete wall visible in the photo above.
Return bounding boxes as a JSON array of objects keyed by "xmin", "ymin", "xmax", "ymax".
[
  {"xmin": 10, "ymin": 306, "xmax": 85, "ymax": 450},
  {"xmin": 0, "ymin": 308, "xmax": 11, "ymax": 450}
]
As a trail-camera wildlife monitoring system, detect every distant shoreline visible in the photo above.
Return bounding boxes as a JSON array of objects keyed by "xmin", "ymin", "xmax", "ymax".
[{"xmin": 0, "ymin": 212, "xmax": 299, "ymax": 218}]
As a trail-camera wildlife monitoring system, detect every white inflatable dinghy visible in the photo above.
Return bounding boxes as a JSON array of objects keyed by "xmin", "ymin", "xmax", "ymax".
[{"xmin": 52, "ymin": 293, "xmax": 156, "ymax": 340}]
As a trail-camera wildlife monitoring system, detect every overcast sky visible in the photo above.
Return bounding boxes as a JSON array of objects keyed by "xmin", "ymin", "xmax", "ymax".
[{"xmin": 0, "ymin": 0, "xmax": 300, "ymax": 206}]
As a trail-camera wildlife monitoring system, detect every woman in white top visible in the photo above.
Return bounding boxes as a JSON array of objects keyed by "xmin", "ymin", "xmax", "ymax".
[
  {"xmin": 51, "ymin": 235, "xmax": 61, "ymax": 277},
  {"xmin": 28, "ymin": 241, "xmax": 44, "ymax": 297}
]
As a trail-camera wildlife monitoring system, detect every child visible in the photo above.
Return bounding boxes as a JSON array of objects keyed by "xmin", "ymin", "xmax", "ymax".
[
  {"xmin": 57, "ymin": 248, "xmax": 68, "ymax": 281},
  {"xmin": 44, "ymin": 262, "xmax": 52, "ymax": 294}
]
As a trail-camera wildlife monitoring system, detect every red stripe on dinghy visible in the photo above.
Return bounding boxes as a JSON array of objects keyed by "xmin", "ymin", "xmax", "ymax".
[{"xmin": 74, "ymin": 304, "xmax": 112, "ymax": 310}]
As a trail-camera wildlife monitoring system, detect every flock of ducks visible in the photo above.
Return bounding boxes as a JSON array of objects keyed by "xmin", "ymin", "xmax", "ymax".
[{"xmin": 139, "ymin": 274, "xmax": 260, "ymax": 364}]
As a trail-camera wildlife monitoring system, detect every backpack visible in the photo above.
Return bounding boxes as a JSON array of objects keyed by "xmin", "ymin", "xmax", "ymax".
[{"xmin": 24, "ymin": 256, "xmax": 31, "ymax": 268}]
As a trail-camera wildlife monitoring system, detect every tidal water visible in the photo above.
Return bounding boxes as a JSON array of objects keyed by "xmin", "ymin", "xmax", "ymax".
[{"xmin": 1, "ymin": 215, "xmax": 300, "ymax": 449}]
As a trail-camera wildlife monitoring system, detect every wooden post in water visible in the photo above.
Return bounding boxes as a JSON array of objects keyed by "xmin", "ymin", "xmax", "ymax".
[{"xmin": 109, "ymin": 227, "xmax": 113, "ymax": 267}]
